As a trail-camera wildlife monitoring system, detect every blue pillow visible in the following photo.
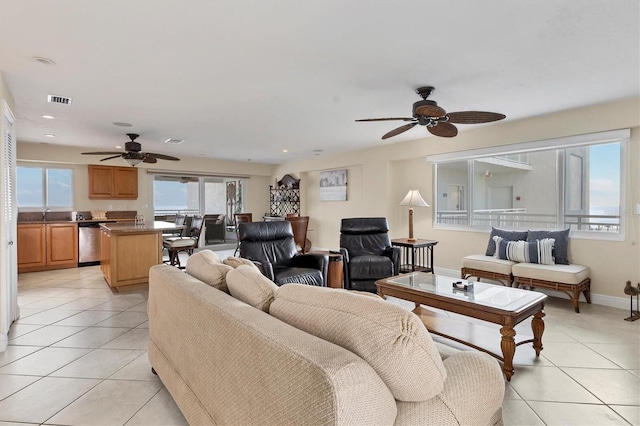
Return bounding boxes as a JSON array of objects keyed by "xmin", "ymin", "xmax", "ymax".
[
  {"xmin": 485, "ymin": 227, "xmax": 528, "ymax": 256},
  {"xmin": 493, "ymin": 236, "xmax": 555, "ymax": 265},
  {"xmin": 527, "ymin": 229, "xmax": 570, "ymax": 264}
]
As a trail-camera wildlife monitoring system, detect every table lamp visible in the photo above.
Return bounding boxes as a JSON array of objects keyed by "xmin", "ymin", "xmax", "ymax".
[{"xmin": 399, "ymin": 189, "xmax": 430, "ymax": 242}]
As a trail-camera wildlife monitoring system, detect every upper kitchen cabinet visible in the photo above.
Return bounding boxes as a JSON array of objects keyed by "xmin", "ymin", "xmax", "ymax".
[{"xmin": 88, "ymin": 165, "xmax": 138, "ymax": 199}]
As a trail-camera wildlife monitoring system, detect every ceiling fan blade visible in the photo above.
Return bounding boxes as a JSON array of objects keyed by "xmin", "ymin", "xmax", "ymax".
[
  {"xmin": 382, "ymin": 122, "xmax": 418, "ymax": 139},
  {"xmin": 99, "ymin": 155, "xmax": 123, "ymax": 161},
  {"xmin": 356, "ymin": 117, "xmax": 416, "ymax": 122},
  {"xmin": 82, "ymin": 151, "xmax": 123, "ymax": 155},
  {"xmin": 142, "ymin": 156, "xmax": 158, "ymax": 164},
  {"xmin": 447, "ymin": 111, "xmax": 506, "ymax": 124},
  {"xmin": 145, "ymin": 152, "xmax": 180, "ymax": 161},
  {"xmin": 414, "ymin": 104, "xmax": 446, "ymax": 117},
  {"xmin": 428, "ymin": 122, "xmax": 458, "ymax": 138}
]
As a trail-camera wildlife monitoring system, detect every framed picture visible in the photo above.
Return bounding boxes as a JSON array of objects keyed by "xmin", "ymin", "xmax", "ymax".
[{"xmin": 319, "ymin": 169, "xmax": 347, "ymax": 201}]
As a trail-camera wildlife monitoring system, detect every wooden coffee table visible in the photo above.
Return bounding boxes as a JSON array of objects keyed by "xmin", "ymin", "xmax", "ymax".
[{"xmin": 376, "ymin": 272, "xmax": 547, "ymax": 381}]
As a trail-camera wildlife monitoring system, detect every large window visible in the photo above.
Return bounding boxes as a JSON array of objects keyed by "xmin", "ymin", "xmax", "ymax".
[
  {"xmin": 430, "ymin": 129, "xmax": 628, "ymax": 239},
  {"xmin": 17, "ymin": 166, "xmax": 73, "ymax": 210},
  {"xmin": 152, "ymin": 174, "xmax": 246, "ymax": 219}
]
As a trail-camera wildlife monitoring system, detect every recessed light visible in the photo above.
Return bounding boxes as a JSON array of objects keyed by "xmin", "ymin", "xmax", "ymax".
[
  {"xmin": 44, "ymin": 134, "xmax": 55, "ymax": 138},
  {"xmin": 112, "ymin": 122, "xmax": 133, "ymax": 127},
  {"xmin": 282, "ymin": 149, "xmax": 289, "ymax": 153},
  {"xmin": 164, "ymin": 138, "xmax": 185, "ymax": 145},
  {"xmin": 115, "ymin": 145, "xmax": 122, "ymax": 149},
  {"xmin": 33, "ymin": 56, "xmax": 55, "ymax": 65},
  {"xmin": 41, "ymin": 114, "xmax": 55, "ymax": 119}
]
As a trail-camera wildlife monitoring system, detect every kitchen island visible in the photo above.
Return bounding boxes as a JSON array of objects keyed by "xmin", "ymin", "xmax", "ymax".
[{"xmin": 100, "ymin": 221, "xmax": 183, "ymax": 292}]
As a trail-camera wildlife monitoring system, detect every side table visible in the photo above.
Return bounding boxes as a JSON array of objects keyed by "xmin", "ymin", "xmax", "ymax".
[
  {"xmin": 391, "ymin": 238, "xmax": 438, "ymax": 274},
  {"xmin": 311, "ymin": 250, "xmax": 344, "ymax": 288}
]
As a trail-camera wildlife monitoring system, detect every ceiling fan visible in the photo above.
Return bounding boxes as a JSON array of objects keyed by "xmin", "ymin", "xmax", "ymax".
[
  {"xmin": 82, "ymin": 133, "xmax": 180, "ymax": 166},
  {"xmin": 356, "ymin": 86, "xmax": 506, "ymax": 139}
]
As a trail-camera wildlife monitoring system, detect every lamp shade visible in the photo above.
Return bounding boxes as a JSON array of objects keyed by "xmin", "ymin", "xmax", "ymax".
[{"xmin": 399, "ymin": 190, "xmax": 430, "ymax": 207}]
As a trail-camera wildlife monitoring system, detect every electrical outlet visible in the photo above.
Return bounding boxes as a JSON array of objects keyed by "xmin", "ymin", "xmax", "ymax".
[{"xmin": 108, "ymin": 204, "xmax": 113, "ymax": 210}]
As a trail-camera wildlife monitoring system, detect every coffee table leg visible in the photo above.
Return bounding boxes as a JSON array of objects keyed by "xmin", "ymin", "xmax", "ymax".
[
  {"xmin": 500, "ymin": 325, "xmax": 516, "ymax": 381},
  {"xmin": 531, "ymin": 310, "xmax": 545, "ymax": 356}
]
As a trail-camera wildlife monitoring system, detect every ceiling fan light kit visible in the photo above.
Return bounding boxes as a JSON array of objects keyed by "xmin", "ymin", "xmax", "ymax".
[
  {"xmin": 356, "ymin": 86, "xmax": 506, "ymax": 139},
  {"xmin": 82, "ymin": 133, "xmax": 181, "ymax": 166}
]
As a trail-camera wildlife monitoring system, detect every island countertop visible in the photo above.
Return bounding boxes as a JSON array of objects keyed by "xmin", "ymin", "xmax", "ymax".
[{"xmin": 100, "ymin": 221, "xmax": 184, "ymax": 234}]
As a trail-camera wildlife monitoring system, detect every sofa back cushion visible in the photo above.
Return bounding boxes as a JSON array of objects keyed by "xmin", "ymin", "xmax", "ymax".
[
  {"xmin": 226, "ymin": 265, "xmax": 279, "ymax": 312},
  {"xmin": 223, "ymin": 256, "xmax": 259, "ymax": 271},
  {"xmin": 269, "ymin": 284, "xmax": 446, "ymax": 402},
  {"xmin": 185, "ymin": 250, "xmax": 233, "ymax": 293}
]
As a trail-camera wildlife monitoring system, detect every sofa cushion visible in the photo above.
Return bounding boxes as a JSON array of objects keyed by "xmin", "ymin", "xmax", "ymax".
[
  {"xmin": 512, "ymin": 262, "xmax": 590, "ymax": 284},
  {"xmin": 527, "ymin": 228, "xmax": 570, "ymax": 264},
  {"xmin": 485, "ymin": 227, "xmax": 528, "ymax": 256},
  {"xmin": 269, "ymin": 284, "xmax": 447, "ymax": 402},
  {"xmin": 227, "ymin": 265, "xmax": 279, "ymax": 312},
  {"xmin": 494, "ymin": 236, "xmax": 556, "ymax": 265},
  {"xmin": 462, "ymin": 254, "xmax": 515, "ymax": 276},
  {"xmin": 223, "ymin": 256, "xmax": 259, "ymax": 271},
  {"xmin": 185, "ymin": 250, "xmax": 232, "ymax": 293}
]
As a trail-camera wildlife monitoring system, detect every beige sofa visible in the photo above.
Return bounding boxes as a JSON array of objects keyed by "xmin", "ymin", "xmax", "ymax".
[{"xmin": 148, "ymin": 250, "xmax": 505, "ymax": 425}]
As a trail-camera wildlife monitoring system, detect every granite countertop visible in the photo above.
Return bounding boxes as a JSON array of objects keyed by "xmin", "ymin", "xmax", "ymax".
[{"xmin": 100, "ymin": 221, "xmax": 184, "ymax": 233}]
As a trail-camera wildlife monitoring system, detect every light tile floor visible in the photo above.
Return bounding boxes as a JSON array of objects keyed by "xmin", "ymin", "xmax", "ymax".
[{"xmin": 2, "ymin": 249, "xmax": 639, "ymax": 425}]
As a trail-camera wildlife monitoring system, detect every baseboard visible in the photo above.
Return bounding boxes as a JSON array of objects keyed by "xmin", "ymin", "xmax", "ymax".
[{"xmin": 435, "ymin": 266, "xmax": 629, "ymax": 311}]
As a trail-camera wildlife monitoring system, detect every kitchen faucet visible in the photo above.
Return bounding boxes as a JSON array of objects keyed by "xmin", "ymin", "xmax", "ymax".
[{"xmin": 43, "ymin": 208, "xmax": 50, "ymax": 221}]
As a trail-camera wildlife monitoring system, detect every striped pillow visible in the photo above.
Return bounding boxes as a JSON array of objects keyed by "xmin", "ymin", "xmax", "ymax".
[{"xmin": 493, "ymin": 236, "xmax": 555, "ymax": 265}]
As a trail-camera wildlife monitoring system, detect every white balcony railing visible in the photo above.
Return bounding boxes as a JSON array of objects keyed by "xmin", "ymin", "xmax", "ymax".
[{"xmin": 437, "ymin": 208, "xmax": 620, "ymax": 232}]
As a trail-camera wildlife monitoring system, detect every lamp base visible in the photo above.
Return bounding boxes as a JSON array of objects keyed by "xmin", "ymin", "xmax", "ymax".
[{"xmin": 407, "ymin": 237, "xmax": 417, "ymax": 243}]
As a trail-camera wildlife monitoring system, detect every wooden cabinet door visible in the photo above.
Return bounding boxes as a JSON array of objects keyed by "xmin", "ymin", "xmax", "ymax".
[
  {"xmin": 46, "ymin": 223, "xmax": 78, "ymax": 265},
  {"xmin": 17, "ymin": 224, "xmax": 46, "ymax": 269},
  {"xmin": 114, "ymin": 167, "xmax": 138, "ymax": 199},
  {"xmin": 88, "ymin": 165, "xmax": 115, "ymax": 199}
]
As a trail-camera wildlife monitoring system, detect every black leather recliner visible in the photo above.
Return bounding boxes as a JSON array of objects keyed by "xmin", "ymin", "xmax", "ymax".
[
  {"xmin": 239, "ymin": 221, "xmax": 329, "ymax": 286},
  {"xmin": 340, "ymin": 217, "xmax": 401, "ymax": 292}
]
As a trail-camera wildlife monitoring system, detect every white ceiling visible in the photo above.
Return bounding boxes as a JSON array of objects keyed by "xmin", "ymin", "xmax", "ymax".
[{"xmin": 1, "ymin": 1, "xmax": 638, "ymax": 165}]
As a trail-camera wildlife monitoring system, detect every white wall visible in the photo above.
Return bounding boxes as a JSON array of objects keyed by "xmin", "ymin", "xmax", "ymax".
[{"xmin": 274, "ymin": 97, "xmax": 640, "ymax": 302}]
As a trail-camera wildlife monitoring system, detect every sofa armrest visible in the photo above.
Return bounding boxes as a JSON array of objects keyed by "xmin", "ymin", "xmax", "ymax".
[
  {"xmin": 395, "ymin": 351, "xmax": 504, "ymax": 425},
  {"xmin": 340, "ymin": 248, "xmax": 351, "ymax": 286}
]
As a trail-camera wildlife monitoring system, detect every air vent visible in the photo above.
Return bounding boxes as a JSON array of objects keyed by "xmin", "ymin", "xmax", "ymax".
[
  {"xmin": 164, "ymin": 138, "xmax": 185, "ymax": 145},
  {"xmin": 47, "ymin": 95, "xmax": 72, "ymax": 105}
]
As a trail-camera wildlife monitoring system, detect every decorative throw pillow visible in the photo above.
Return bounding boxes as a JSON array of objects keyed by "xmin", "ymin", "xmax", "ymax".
[
  {"xmin": 527, "ymin": 229, "xmax": 570, "ymax": 264},
  {"xmin": 493, "ymin": 236, "xmax": 555, "ymax": 265},
  {"xmin": 185, "ymin": 250, "xmax": 233, "ymax": 293},
  {"xmin": 223, "ymin": 256, "xmax": 259, "ymax": 271},
  {"xmin": 485, "ymin": 227, "xmax": 528, "ymax": 256},
  {"xmin": 226, "ymin": 265, "xmax": 279, "ymax": 312},
  {"xmin": 269, "ymin": 284, "xmax": 446, "ymax": 402}
]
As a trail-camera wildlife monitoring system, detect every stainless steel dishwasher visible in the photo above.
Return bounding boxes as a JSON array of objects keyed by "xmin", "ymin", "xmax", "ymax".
[{"xmin": 78, "ymin": 222, "xmax": 101, "ymax": 266}]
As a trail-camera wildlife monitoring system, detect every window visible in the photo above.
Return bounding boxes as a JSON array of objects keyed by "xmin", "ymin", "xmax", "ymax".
[
  {"xmin": 152, "ymin": 174, "xmax": 246, "ymax": 218},
  {"xmin": 429, "ymin": 129, "xmax": 629, "ymax": 239},
  {"xmin": 17, "ymin": 166, "xmax": 73, "ymax": 210}
]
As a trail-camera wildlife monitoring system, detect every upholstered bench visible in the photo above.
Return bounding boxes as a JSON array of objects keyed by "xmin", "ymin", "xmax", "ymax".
[
  {"xmin": 512, "ymin": 263, "xmax": 591, "ymax": 313},
  {"xmin": 461, "ymin": 227, "xmax": 591, "ymax": 313},
  {"xmin": 461, "ymin": 254, "xmax": 515, "ymax": 286}
]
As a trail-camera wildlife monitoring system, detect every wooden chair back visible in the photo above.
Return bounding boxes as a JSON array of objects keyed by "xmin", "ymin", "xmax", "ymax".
[{"xmin": 286, "ymin": 216, "xmax": 309, "ymax": 253}]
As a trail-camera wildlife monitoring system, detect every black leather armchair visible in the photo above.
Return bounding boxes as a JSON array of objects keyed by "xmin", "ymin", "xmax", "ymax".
[
  {"xmin": 239, "ymin": 221, "xmax": 329, "ymax": 286},
  {"xmin": 340, "ymin": 217, "xmax": 401, "ymax": 292}
]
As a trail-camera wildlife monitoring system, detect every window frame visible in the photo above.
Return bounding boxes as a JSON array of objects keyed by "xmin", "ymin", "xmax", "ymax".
[
  {"xmin": 428, "ymin": 129, "xmax": 630, "ymax": 241},
  {"xmin": 16, "ymin": 165, "xmax": 74, "ymax": 211}
]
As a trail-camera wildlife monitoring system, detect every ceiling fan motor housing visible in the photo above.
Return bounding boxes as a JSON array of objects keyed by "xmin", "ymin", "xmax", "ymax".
[{"xmin": 125, "ymin": 141, "xmax": 142, "ymax": 152}]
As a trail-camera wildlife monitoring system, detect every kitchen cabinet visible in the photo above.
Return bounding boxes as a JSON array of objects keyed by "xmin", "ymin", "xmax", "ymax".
[
  {"xmin": 88, "ymin": 165, "xmax": 138, "ymax": 199},
  {"xmin": 100, "ymin": 222, "xmax": 179, "ymax": 291},
  {"xmin": 17, "ymin": 223, "xmax": 78, "ymax": 273}
]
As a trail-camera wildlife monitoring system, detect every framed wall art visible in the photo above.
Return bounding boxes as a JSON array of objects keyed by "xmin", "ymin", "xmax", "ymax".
[{"xmin": 319, "ymin": 169, "xmax": 347, "ymax": 201}]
